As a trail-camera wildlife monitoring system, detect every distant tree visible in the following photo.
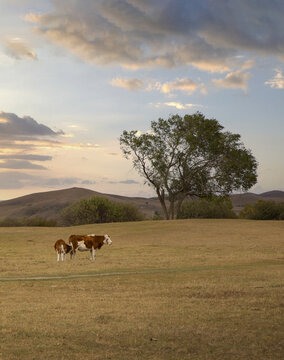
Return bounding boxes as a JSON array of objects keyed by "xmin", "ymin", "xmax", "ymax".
[
  {"xmin": 177, "ymin": 197, "xmax": 237, "ymax": 219},
  {"xmin": 120, "ymin": 112, "xmax": 258, "ymax": 219},
  {"xmin": 60, "ymin": 196, "xmax": 144, "ymax": 225},
  {"xmin": 240, "ymin": 200, "xmax": 284, "ymax": 220}
]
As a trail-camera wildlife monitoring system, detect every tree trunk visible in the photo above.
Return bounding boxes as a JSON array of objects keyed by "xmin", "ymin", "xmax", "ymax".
[{"xmin": 156, "ymin": 188, "xmax": 169, "ymax": 220}]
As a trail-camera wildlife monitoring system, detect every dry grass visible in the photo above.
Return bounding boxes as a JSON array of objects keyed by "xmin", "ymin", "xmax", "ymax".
[{"xmin": 0, "ymin": 219, "xmax": 284, "ymax": 359}]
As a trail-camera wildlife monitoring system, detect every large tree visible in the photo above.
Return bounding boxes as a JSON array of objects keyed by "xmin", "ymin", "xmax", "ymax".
[{"xmin": 120, "ymin": 112, "xmax": 258, "ymax": 219}]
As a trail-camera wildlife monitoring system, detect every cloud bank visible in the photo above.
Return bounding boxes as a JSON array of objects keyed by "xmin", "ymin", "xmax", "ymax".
[
  {"xmin": 25, "ymin": 0, "xmax": 284, "ymax": 72},
  {"xmin": 0, "ymin": 111, "xmax": 99, "ymax": 182}
]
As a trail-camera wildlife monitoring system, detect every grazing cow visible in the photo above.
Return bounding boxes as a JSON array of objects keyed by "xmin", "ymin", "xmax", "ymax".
[
  {"xmin": 54, "ymin": 239, "xmax": 73, "ymax": 262},
  {"xmin": 68, "ymin": 234, "xmax": 112, "ymax": 260}
]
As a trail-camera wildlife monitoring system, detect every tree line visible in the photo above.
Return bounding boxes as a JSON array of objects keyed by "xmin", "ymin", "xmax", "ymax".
[{"xmin": 0, "ymin": 197, "xmax": 283, "ymax": 227}]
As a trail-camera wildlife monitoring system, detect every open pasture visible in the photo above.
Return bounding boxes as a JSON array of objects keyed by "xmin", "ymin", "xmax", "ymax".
[{"xmin": 1, "ymin": 219, "xmax": 284, "ymax": 359}]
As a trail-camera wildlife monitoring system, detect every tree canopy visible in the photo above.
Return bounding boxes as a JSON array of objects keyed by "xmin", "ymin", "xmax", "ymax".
[{"xmin": 120, "ymin": 112, "xmax": 258, "ymax": 219}]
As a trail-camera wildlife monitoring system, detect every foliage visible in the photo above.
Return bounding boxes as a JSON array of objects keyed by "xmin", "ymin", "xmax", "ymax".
[
  {"xmin": 0, "ymin": 217, "xmax": 58, "ymax": 227},
  {"xmin": 120, "ymin": 112, "xmax": 258, "ymax": 219},
  {"xmin": 240, "ymin": 200, "xmax": 284, "ymax": 220},
  {"xmin": 152, "ymin": 211, "xmax": 164, "ymax": 220},
  {"xmin": 60, "ymin": 196, "xmax": 144, "ymax": 225},
  {"xmin": 177, "ymin": 197, "xmax": 237, "ymax": 219}
]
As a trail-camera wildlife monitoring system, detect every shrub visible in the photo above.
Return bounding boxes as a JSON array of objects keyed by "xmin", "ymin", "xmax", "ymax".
[
  {"xmin": 153, "ymin": 211, "xmax": 163, "ymax": 220},
  {"xmin": 239, "ymin": 203, "xmax": 255, "ymax": 219},
  {"xmin": 277, "ymin": 202, "xmax": 284, "ymax": 220},
  {"xmin": 240, "ymin": 200, "xmax": 284, "ymax": 220},
  {"xmin": 60, "ymin": 196, "xmax": 144, "ymax": 226},
  {"xmin": 177, "ymin": 197, "xmax": 237, "ymax": 219}
]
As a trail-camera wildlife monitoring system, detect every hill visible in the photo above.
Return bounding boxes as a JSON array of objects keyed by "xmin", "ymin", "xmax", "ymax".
[
  {"xmin": 230, "ymin": 191, "xmax": 284, "ymax": 213},
  {"xmin": 0, "ymin": 187, "xmax": 162, "ymax": 221},
  {"xmin": 0, "ymin": 187, "xmax": 283, "ymax": 221}
]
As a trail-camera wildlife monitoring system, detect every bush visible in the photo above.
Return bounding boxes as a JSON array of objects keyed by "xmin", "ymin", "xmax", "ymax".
[
  {"xmin": 153, "ymin": 211, "xmax": 163, "ymax": 220},
  {"xmin": 60, "ymin": 196, "xmax": 144, "ymax": 226},
  {"xmin": 177, "ymin": 197, "xmax": 237, "ymax": 219},
  {"xmin": 240, "ymin": 200, "xmax": 284, "ymax": 220},
  {"xmin": 0, "ymin": 217, "xmax": 58, "ymax": 227}
]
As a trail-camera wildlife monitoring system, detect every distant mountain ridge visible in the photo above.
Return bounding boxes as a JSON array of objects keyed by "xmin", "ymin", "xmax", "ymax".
[{"xmin": 0, "ymin": 187, "xmax": 283, "ymax": 220}]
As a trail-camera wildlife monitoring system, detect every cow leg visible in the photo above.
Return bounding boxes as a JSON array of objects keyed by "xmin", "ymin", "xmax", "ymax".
[
  {"xmin": 57, "ymin": 251, "xmax": 60, "ymax": 262},
  {"xmin": 90, "ymin": 247, "xmax": 95, "ymax": 260},
  {"xmin": 63, "ymin": 253, "xmax": 66, "ymax": 261}
]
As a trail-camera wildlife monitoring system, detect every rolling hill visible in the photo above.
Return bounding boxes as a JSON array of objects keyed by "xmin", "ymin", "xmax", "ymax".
[
  {"xmin": 0, "ymin": 187, "xmax": 162, "ymax": 221},
  {"xmin": 0, "ymin": 187, "xmax": 283, "ymax": 221}
]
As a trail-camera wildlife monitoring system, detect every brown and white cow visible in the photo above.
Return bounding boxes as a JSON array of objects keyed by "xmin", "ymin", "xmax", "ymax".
[
  {"xmin": 54, "ymin": 239, "xmax": 73, "ymax": 262},
  {"xmin": 68, "ymin": 234, "xmax": 112, "ymax": 260}
]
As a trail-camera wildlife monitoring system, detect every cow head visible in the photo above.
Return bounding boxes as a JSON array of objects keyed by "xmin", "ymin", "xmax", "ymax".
[{"xmin": 103, "ymin": 234, "xmax": 112, "ymax": 245}]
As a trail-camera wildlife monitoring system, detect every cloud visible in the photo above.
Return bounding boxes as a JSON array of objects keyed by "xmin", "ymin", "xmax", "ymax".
[
  {"xmin": 0, "ymin": 111, "xmax": 63, "ymax": 139},
  {"xmin": 25, "ymin": 0, "xmax": 281, "ymax": 71},
  {"xmin": 0, "ymin": 171, "xmax": 97, "ymax": 189},
  {"xmin": 119, "ymin": 179, "xmax": 139, "ymax": 184},
  {"xmin": 44, "ymin": 177, "xmax": 81, "ymax": 186},
  {"xmin": 81, "ymin": 180, "xmax": 96, "ymax": 185},
  {"xmin": 0, "ymin": 111, "xmax": 62, "ymax": 169},
  {"xmin": 108, "ymin": 179, "xmax": 139, "ymax": 184},
  {"xmin": 0, "ymin": 154, "xmax": 51, "ymax": 170},
  {"xmin": 0, "ymin": 154, "xmax": 52, "ymax": 161},
  {"xmin": 212, "ymin": 70, "xmax": 251, "ymax": 91},
  {"xmin": 265, "ymin": 69, "xmax": 284, "ymax": 89},
  {"xmin": 154, "ymin": 102, "xmax": 203, "ymax": 110},
  {"xmin": 0, "ymin": 111, "xmax": 100, "ymax": 152},
  {"xmin": 111, "ymin": 77, "xmax": 145, "ymax": 91},
  {"xmin": 3, "ymin": 38, "xmax": 37, "ymax": 60},
  {"xmin": 0, "ymin": 159, "xmax": 47, "ymax": 170},
  {"xmin": 111, "ymin": 76, "xmax": 207, "ymax": 95},
  {"xmin": 0, "ymin": 111, "xmax": 102, "ymax": 186},
  {"xmin": 160, "ymin": 78, "xmax": 199, "ymax": 95},
  {"xmin": 241, "ymin": 59, "xmax": 256, "ymax": 70},
  {"xmin": 0, "ymin": 172, "xmax": 35, "ymax": 189}
]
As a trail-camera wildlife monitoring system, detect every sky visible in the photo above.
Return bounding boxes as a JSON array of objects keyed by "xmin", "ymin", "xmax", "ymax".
[{"xmin": 0, "ymin": 0, "xmax": 284, "ymax": 200}]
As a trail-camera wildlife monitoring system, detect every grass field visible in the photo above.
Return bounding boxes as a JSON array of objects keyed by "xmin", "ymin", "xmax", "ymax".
[{"xmin": 0, "ymin": 219, "xmax": 283, "ymax": 360}]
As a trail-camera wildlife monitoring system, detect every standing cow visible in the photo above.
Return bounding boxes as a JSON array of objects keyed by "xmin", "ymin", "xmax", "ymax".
[
  {"xmin": 68, "ymin": 234, "xmax": 112, "ymax": 260},
  {"xmin": 54, "ymin": 239, "xmax": 73, "ymax": 262}
]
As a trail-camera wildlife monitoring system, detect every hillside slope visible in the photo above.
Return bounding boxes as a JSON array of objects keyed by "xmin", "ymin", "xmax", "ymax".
[
  {"xmin": 230, "ymin": 191, "xmax": 284, "ymax": 213},
  {"xmin": 0, "ymin": 187, "xmax": 283, "ymax": 220},
  {"xmin": 0, "ymin": 187, "xmax": 161, "ymax": 220}
]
